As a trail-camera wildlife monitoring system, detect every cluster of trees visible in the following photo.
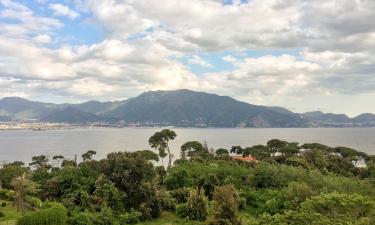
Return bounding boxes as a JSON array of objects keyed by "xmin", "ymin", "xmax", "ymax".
[{"xmin": 0, "ymin": 129, "xmax": 375, "ymax": 224}]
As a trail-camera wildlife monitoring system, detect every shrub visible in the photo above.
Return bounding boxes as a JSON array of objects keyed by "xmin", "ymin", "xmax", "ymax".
[
  {"xmin": 1, "ymin": 202, "xmax": 6, "ymax": 207},
  {"xmin": 208, "ymin": 186, "xmax": 241, "ymax": 225},
  {"xmin": 68, "ymin": 212, "xmax": 95, "ymax": 225},
  {"xmin": 0, "ymin": 211, "xmax": 5, "ymax": 217},
  {"xmin": 175, "ymin": 190, "xmax": 208, "ymax": 221},
  {"xmin": 119, "ymin": 210, "xmax": 142, "ymax": 225},
  {"xmin": 176, "ymin": 203, "xmax": 188, "ymax": 218},
  {"xmin": 156, "ymin": 188, "xmax": 176, "ymax": 211},
  {"xmin": 17, "ymin": 204, "xmax": 67, "ymax": 225},
  {"xmin": 283, "ymin": 182, "xmax": 316, "ymax": 208},
  {"xmin": 170, "ymin": 188, "xmax": 191, "ymax": 204}
]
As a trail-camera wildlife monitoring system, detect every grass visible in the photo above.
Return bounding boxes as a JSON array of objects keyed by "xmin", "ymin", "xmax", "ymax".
[
  {"xmin": 0, "ymin": 201, "xmax": 23, "ymax": 225},
  {"xmin": 137, "ymin": 212, "xmax": 204, "ymax": 225},
  {"xmin": 137, "ymin": 211, "xmax": 258, "ymax": 225}
]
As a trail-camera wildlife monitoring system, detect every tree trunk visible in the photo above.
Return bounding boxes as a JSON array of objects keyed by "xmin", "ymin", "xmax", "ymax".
[{"xmin": 167, "ymin": 148, "xmax": 172, "ymax": 170}]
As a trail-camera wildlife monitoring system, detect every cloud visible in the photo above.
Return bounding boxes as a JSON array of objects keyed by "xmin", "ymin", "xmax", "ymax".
[
  {"xmin": 49, "ymin": 3, "xmax": 79, "ymax": 19},
  {"xmin": 1, "ymin": 0, "xmax": 375, "ymax": 114},
  {"xmin": 188, "ymin": 55, "xmax": 213, "ymax": 68}
]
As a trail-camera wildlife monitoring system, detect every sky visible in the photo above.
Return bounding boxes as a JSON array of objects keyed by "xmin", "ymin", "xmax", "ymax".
[{"xmin": 0, "ymin": 0, "xmax": 375, "ymax": 116}]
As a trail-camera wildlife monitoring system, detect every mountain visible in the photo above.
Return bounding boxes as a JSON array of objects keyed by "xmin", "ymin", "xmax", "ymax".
[
  {"xmin": 302, "ymin": 111, "xmax": 350, "ymax": 123},
  {"xmin": 104, "ymin": 89, "xmax": 305, "ymax": 127},
  {"xmin": 0, "ymin": 90, "xmax": 374, "ymax": 127},
  {"xmin": 352, "ymin": 113, "xmax": 375, "ymax": 123},
  {"xmin": 42, "ymin": 107, "xmax": 103, "ymax": 123},
  {"xmin": 0, "ymin": 97, "xmax": 56, "ymax": 120}
]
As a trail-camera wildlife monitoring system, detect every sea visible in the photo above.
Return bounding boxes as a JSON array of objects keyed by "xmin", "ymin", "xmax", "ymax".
[{"xmin": 1, "ymin": 128, "xmax": 375, "ymax": 164}]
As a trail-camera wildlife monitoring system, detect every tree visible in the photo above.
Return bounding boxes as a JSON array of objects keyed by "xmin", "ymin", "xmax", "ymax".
[
  {"xmin": 149, "ymin": 129, "xmax": 177, "ymax": 169},
  {"xmin": 136, "ymin": 150, "xmax": 159, "ymax": 162},
  {"xmin": 180, "ymin": 141, "xmax": 206, "ymax": 159},
  {"xmin": 52, "ymin": 155, "xmax": 64, "ymax": 168},
  {"xmin": 61, "ymin": 159, "xmax": 77, "ymax": 168},
  {"xmin": 11, "ymin": 173, "xmax": 39, "ymax": 215},
  {"xmin": 82, "ymin": 150, "xmax": 97, "ymax": 161},
  {"xmin": 182, "ymin": 190, "xmax": 208, "ymax": 221},
  {"xmin": 243, "ymin": 145, "xmax": 271, "ymax": 160},
  {"xmin": 29, "ymin": 155, "xmax": 51, "ymax": 170},
  {"xmin": 93, "ymin": 174, "xmax": 122, "ymax": 211},
  {"xmin": 209, "ymin": 186, "xmax": 241, "ymax": 225},
  {"xmin": 230, "ymin": 146, "xmax": 244, "ymax": 155},
  {"xmin": 215, "ymin": 148, "xmax": 229, "ymax": 156},
  {"xmin": 0, "ymin": 162, "xmax": 28, "ymax": 189},
  {"xmin": 267, "ymin": 139, "xmax": 288, "ymax": 153}
]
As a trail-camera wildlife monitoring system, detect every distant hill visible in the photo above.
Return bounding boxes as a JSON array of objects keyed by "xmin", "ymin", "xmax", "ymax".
[
  {"xmin": 0, "ymin": 97, "xmax": 56, "ymax": 120},
  {"xmin": 302, "ymin": 111, "xmax": 350, "ymax": 123},
  {"xmin": 104, "ymin": 89, "xmax": 305, "ymax": 127},
  {"xmin": 0, "ymin": 90, "xmax": 374, "ymax": 127},
  {"xmin": 42, "ymin": 107, "xmax": 104, "ymax": 123}
]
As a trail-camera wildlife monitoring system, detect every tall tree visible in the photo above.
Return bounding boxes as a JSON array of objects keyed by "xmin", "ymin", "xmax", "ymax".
[
  {"xmin": 29, "ymin": 155, "xmax": 51, "ymax": 170},
  {"xmin": 149, "ymin": 129, "xmax": 177, "ymax": 169},
  {"xmin": 82, "ymin": 150, "xmax": 97, "ymax": 161},
  {"xmin": 11, "ymin": 173, "xmax": 39, "ymax": 215},
  {"xmin": 180, "ymin": 141, "xmax": 206, "ymax": 159},
  {"xmin": 52, "ymin": 155, "xmax": 64, "ymax": 168}
]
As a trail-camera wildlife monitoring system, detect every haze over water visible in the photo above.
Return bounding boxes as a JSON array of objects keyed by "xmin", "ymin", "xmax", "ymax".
[{"xmin": 1, "ymin": 128, "xmax": 375, "ymax": 164}]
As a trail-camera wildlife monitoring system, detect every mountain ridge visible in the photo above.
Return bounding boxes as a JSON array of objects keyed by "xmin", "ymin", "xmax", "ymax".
[{"xmin": 1, "ymin": 90, "xmax": 374, "ymax": 127}]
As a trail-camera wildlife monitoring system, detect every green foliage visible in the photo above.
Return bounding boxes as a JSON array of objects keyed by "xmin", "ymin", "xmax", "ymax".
[
  {"xmin": 244, "ymin": 188, "xmax": 287, "ymax": 215},
  {"xmin": 17, "ymin": 204, "xmax": 67, "ymax": 225},
  {"xmin": 181, "ymin": 141, "xmax": 207, "ymax": 159},
  {"xmin": 0, "ymin": 162, "xmax": 28, "ymax": 189},
  {"xmin": 6, "ymin": 136, "xmax": 375, "ymax": 225},
  {"xmin": 149, "ymin": 129, "xmax": 177, "ymax": 169},
  {"xmin": 260, "ymin": 192, "xmax": 375, "ymax": 225},
  {"xmin": 170, "ymin": 188, "xmax": 191, "ymax": 204},
  {"xmin": 285, "ymin": 156, "xmax": 310, "ymax": 169},
  {"xmin": 0, "ymin": 212, "xmax": 4, "ymax": 217},
  {"xmin": 243, "ymin": 145, "xmax": 271, "ymax": 160},
  {"xmin": 175, "ymin": 203, "xmax": 188, "ymax": 219},
  {"xmin": 283, "ymin": 182, "xmax": 316, "ymax": 208},
  {"xmin": 119, "ymin": 210, "xmax": 142, "ymax": 224},
  {"xmin": 208, "ymin": 186, "xmax": 241, "ymax": 225},
  {"xmin": 184, "ymin": 191, "xmax": 208, "ymax": 221},
  {"xmin": 68, "ymin": 212, "xmax": 95, "ymax": 225},
  {"xmin": 136, "ymin": 150, "xmax": 159, "ymax": 162},
  {"xmin": 215, "ymin": 148, "xmax": 229, "ymax": 156},
  {"xmin": 1, "ymin": 202, "xmax": 6, "ymax": 207},
  {"xmin": 166, "ymin": 161, "xmax": 253, "ymax": 190},
  {"xmin": 29, "ymin": 155, "xmax": 51, "ymax": 171},
  {"xmin": 81, "ymin": 150, "xmax": 96, "ymax": 161}
]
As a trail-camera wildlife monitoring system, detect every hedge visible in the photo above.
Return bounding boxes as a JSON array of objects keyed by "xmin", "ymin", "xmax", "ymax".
[{"xmin": 17, "ymin": 204, "xmax": 67, "ymax": 225}]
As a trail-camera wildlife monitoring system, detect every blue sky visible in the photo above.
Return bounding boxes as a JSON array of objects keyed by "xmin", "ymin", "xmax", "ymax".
[{"xmin": 1, "ymin": 0, "xmax": 375, "ymax": 116}]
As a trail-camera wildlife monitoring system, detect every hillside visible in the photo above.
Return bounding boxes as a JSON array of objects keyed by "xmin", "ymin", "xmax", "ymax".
[{"xmin": 1, "ymin": 90, "xmax": 375, "ymax": 127}]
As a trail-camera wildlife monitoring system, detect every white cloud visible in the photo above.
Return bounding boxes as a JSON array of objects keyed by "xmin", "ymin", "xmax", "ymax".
[
  {"xmin": 49, "ymin": 3, "xmax": 79, "ymax": 19},
  {"xmin": 32, "ymin": 34, "xmax": 52, "ymax": 44},
  {"xmin": 1, "ymin": 0, "xmax": 375, "ymax": 114},
  {"xmin": 188, "ymin": 55, "xmax": 213, "ymax": 68},
  {"xmin": 222, "ymin": 55, "xmax": 237, "ymax": 64}
]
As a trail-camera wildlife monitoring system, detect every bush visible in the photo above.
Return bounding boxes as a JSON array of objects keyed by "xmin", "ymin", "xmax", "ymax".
[
  {"xmin": 0, "ymin": 189, "xmax": 15, "ymax": 201},
  {"xmin": 156, "ymin": 188, "xmax": 176, "ymax": 211},
  {"xmin": 119, "ymin": 210, "xmax": 142, "ymax": 225},
  {"xmin": 68, "ymin": 212, "xmax": 95, "ymax": 225},
  {"xmin": 17, "ymin": 204, "xmax": 67, "ymax": 225},
  {"xmin": 176, "ymin": 203, "xmax": 188, "ymax": 218},
  {"xmin": 0, "ymin": 211, "xmax": 5, "ymax": 217},
  {"xmin": 1, "ymin": 202, "xmax": 6, "ymax": 207},
  {"xmin": 208, "ymin": 186, "xmax": 241, "ymax": 225},
  {"xmin": 283, "ymin": 182, "xmax": 316, "ymax": 207},
  {"xmin": 170, "ymin": 188, "xmax": 191, "ymax": 204},
  {"xmin": 184, "ymin": 191, "xmax": 208, "ymax": 221}
]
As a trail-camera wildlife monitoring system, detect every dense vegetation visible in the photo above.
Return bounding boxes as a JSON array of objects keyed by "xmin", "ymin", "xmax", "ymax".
[{"xmin": 1, "ymin": 129, "xmax": 375, "ymax": 224}]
